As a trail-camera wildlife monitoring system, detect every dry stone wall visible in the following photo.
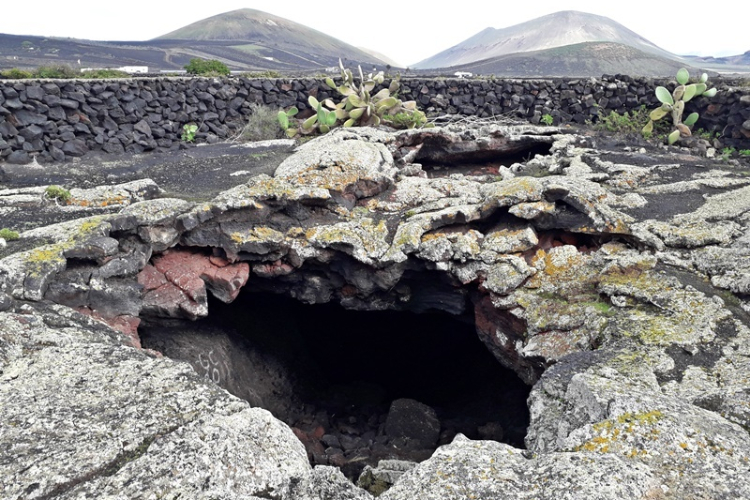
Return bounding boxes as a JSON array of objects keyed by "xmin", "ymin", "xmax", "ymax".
[{"xmin": 0, "ymin": 75, "xmax": 748, "ymax": 165}]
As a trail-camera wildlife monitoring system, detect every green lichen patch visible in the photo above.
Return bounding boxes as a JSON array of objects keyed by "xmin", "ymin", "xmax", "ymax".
[
  {"xmin": 229, "ymin": 226, "xmax": 285, "ymax": 245},
  {"xmin": 601, "ymin": 267, "xmax": 731, "ymax": 346},
  {"xmin": 306, "ymin": 218, "xmax": 390, "ymax": 265},
  {"xmin": 645, "ymin": 220, "xmax": 739, "ymax": 248},
  {"xmin": 574, "ymin": 410, "xmax": 665, "ymax": 457},
  {"xmin": 418, "ymin": 227, "xmax": 483, "ymax": 264}
]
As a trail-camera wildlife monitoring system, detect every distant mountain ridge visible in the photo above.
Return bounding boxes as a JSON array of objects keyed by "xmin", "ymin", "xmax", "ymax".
[
  {"xmin": 0, "ymin": 9, "xmax": 385, "ymax": 73},
  {"xmin": 0, "ymin": 9, "xmax": 745, "ymax": 77},
  {"xmin": 682, "ymin": 50, "xmax": 750, "ymax": 74},
  {"xmin": 445, "ymin": 41, "xmax": 695, "ymax": 78},
  {"xmin": 414, "ymin": 10, "xmax": 685, "ymax": 69}
]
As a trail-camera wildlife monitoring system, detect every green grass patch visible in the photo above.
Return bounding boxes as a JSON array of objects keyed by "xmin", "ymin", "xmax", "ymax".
[{"xmin": 0, "ymin": 228, "xmax": 20, "ymax": 241}]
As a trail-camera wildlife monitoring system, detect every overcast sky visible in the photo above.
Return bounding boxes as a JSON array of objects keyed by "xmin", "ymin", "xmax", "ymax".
[{"xmin": 1, "ymin": 1, "xmax": 747, "ymax": 66}]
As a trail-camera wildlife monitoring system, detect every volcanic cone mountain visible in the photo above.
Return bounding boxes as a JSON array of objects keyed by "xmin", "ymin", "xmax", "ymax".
[
  {"xmin": 414, "ymin": 10, "xmax": 686, "ymax": 70},
  {"xmin": 156, "ymin": 8, "xmax": 385, "ymax": 69}
]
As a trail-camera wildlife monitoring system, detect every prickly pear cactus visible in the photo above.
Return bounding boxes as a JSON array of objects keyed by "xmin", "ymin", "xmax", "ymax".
[
  {"xmin": 642, "ymin": 69, "xmax": 717, "ymax": 145},
  {"xmin": 277, "ymin": 107, "xmax": 299, "ymax": 138},
  {"xmin": 324, "ymin": 59, "xmax": 430, "ymax": 129},
  {"xmin": 279, "ymin": 59, "xmax": 431, "ymax": 137}
]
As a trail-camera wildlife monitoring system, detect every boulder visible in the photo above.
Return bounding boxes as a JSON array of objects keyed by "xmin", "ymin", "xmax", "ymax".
[
  {"xmin": 357, "ymin": 460, "xmax": 417, "ymax": 496},
  {"xmin": 5, "ymin": 150, "xmax": 30, "ymax": 164},
  {"xmin": 275, "ymin": 128, "xmax": 397, "ymax": 207},
  {"xmin": 385, "ymin": 399, "xmax": 441, "ymax": 450},
  {"xmin": 61, "ymin": 138, "xmax": 88, "ymax": 157}
]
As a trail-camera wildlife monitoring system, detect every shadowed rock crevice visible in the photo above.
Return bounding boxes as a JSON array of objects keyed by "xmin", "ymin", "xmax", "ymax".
[
  {"xmin": 141, "ymin": 291, "xmax": 531, "ymax": 479},
  {"xmin": 417, "ymin": 142, "xmax": 554, "ymax": 172}
]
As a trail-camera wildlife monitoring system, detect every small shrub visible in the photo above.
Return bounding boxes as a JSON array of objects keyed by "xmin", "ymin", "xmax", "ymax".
[
  {"xmin": 0, "ymin": 228, "xmax": 20, "ymax": 241},
  {"xmin": 238, "ymin": 104, "xmax": 284, "ymax": 142},
  {"xmin": 184, "ymin": 58, "xmax": 230, "ymax": 76},
  {"xmin": 0, "ymin": 65, "xmax": 129, "ymax": 79},
  {"xmin": 0, "ymin": 68, "xmax": 33, "ymax": 79},
  {"xmin": 594, "ymin": 108, "xmax": 650, "ymax": 135},
  {"xmin": 242, "ymin": 70, "xmax": 281, "ymax": 78},
  {"xmin": 384, "ymin": 111, "xmax": 430, "ymax": 129},
  {"xmin": 540, "ymin": 114, "xmax": 554, "ymax": 126},
  {"xmin": 693, "ymin": 128, "xmax": 718, "ymax": 142},
  {"xmin": 44, "ymin": 185, "xmax": 71, "ymax": 203},
  {"xmin": 34, "ymin": 64, "xmax": 78, "ymax": 79},
  {"xmin": 738, "ymin": 149, "xmax": 750, "ymax": 157},
  {"xmin": 720, "ymin": 147, "xmax": 736, "ymax": 161},
  {"xmin": 82, "ymin": 69, "xmax": 130, "ymax": 79},
  {"xmin": 181, "ymin": 123, "xmax": 198, "ymax": 142}
]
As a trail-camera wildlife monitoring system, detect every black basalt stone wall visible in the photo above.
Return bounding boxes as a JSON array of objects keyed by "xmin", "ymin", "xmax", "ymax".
[{"xmin": 0, "ymin": 75, "xmax": 748, "ymax": 165}]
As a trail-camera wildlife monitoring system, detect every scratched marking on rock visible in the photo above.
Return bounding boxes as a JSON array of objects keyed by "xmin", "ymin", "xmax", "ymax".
[{"xmin": 197, "ymin": 348, "xmax": 223, "ymax": 384}]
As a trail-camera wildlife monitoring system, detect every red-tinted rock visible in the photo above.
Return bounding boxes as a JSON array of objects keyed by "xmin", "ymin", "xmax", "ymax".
[
  {"xmin": 137, "ymin": 264, "xmax": 167, "ymax": 290},
  {"xmin": 292, "ymin": 426, "xmax": 326, "ymax": 461},
  {"xmin": 474, "ymin": 294, "xmax": 539, "ymax": 384},
  {"xmin": 76, "ymin": 306, "xmax": 142, "ymax": 349},
  {"xmin": 137, "ymin": 249, "xmax": 250, "ymax": 319},
  {"xmin": 252, "ymin": 259, "xmax": 295, "ymax": 278},
  {"xmin": 141, "ymin": 281, "xmax": 206, "ymax": 320}
]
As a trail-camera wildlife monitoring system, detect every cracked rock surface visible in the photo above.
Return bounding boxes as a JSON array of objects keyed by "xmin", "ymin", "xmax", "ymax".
[{"xmin": 1, "ymin": 123, "xmax": 750, "ymax": 498}]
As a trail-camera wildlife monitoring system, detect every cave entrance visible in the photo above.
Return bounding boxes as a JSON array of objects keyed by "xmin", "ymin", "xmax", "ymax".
[{"xmin": 140, "ymin": 291, "xmax": 530, "ymax": 479}]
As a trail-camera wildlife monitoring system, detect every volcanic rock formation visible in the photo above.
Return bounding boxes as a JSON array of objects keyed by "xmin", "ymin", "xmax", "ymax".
[{"xmin": 1, "ymin": 123, "xmax": 750, "ymax": 499}]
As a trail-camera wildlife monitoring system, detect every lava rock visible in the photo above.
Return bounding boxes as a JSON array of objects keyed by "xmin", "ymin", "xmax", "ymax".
[
  {"xmin": 358, "ymin": 459, "xmax": 417, "ymax": 496},
  {"xmin": 385, "ymin": 399, "xmax": 441, "ymax": 450},
  {"xmin": 61, "ymin": 138, "xmax": 88, "ymax": 157},
  {"xmin": 0, "ymin": 292, "xmax": 12, "ymax": 311},
  {"xmin": 5, "ymin": 150, "xmax": 30, "ymax": 164}
]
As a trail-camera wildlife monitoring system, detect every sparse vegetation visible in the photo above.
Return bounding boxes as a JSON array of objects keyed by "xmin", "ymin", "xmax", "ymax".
[
  {"xmin": 642, "ymin": 68, "xmax": 717, "ymax": 145},
  {"xmin": 593, "ymin": 107, "xmax": 652, "ymax": 135},
  {"xmin": 720, "ymin": 147, "xmax": 736, "ymax": 161},
  {"xmin": 0, "ymin": 228, "xmax": 20, "ymax": 241},
  {"xmin": 81, "ymin": 69, "xmax": 130, "ymax": 79},
  {"xmin": 694, "ymin": 128, "xmax": 718, "ymax": 142},
  {"xmin": 0, "ymin": 65, "xmax": 81, "ymax": 79},
  {"xmin": 739, "ymin": 149, "xmax": 750, "ymax": 157},
  {"xmin": 540, "ymin": 114, "xmax": 554, "ymax": 126},
  {"xmin": 184, "ymin": 58, "xmax": 230, "ymax": 76},
  {"xmin": 0, "ymin": 65, "xmax": 132, "ymax": 80},
  {"xmin": 238, "ymin": 103, "xmax": 283, "ymax": 142},
  {"xmin": 384, "ymin": 111, "xmax": 430, "ymax": 129},
  {"xmin": 34, "ymin": 64, "xmax": 79, "ymax": 79},
  {"xmin": 181, "ymin": 123, "xmax": 198, "ymax": 142},
  {"xmin": 241, "ymin": 70, "xmax": 281, "ymax": 78},
  {"xmin": 44, "ymin": 185, "xmax": 71, "ymax": 204},
  {"xmin": 0, "ymin": 68, "xmax": 33, "ymax": 79}
]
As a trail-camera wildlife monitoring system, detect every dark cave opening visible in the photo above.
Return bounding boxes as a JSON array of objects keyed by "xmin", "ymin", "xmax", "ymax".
[
  {"xmin": 416, "ymin": 141, "xmax": 554, "ymax": 176},
  {"xmin": 140, "ymin": 290, "xmax": 531, "ymax": 479}
]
